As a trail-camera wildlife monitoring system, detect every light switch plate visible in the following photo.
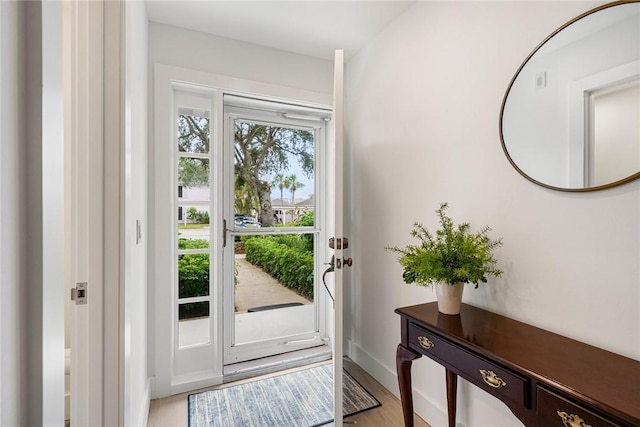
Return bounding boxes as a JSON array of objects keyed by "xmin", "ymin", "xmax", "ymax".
[
  {"xmin": 535, "ymin": 72, "xmax": 547, "ymax": 89},
  {"xmin": 136, "ymin": 220, "xmax": 142, "ymax": 244}
]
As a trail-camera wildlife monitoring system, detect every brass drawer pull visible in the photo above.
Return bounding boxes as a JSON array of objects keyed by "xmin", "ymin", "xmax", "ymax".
[
  {"xmin": 479, "ymin": 369, "xmax": 507, "ymax": 388},
  {"xmin": 418, "ymin": 336, "xmax": 434, "ymax": 349},
  {"xmin": 557, "ymin": 411, "xmax": 592, "ymax": 427}
]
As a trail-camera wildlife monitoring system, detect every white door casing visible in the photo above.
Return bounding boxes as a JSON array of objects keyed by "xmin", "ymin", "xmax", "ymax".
[
  {"xmin": 66, "ymin": 1, "xmax": 104, "ymax": 425},
  {"xmin": 66, "ymin": 0, "xmax": 125, "ymax": 424}
]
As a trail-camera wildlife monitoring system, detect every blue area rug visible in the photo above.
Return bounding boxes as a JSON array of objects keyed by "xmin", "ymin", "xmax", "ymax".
[{"xmin": 188, "ymin": 364, "xmax": 381, "ymax": 426}]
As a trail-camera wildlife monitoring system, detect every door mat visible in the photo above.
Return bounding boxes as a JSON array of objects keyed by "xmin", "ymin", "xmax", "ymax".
[{"xmin": 188, "ymin": 363, "xmax": 381, "ymax": 426}]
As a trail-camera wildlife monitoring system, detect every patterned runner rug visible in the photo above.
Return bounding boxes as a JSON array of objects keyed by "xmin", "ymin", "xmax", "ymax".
[{"xmin": 188, "ymin": 364, "xmax": 381, "ymax": 426}]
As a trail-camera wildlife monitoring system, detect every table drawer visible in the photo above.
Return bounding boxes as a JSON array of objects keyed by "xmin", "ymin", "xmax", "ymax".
[
  {"xmin": 537, "ymin": 386, "xmax": 621, "ymax": 427},
  {"xmin": 408, "ymin": 322, "xmax": 529, "ymax": 407}
]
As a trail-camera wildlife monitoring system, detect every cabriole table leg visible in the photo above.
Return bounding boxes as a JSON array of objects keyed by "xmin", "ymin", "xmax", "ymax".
[{"xmin": 396, "ymin": 344, "xmax": 422, "ymax": 427}]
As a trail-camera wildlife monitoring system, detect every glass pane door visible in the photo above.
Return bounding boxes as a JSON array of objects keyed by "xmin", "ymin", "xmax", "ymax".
[
  {"xmin": 224, "ymin": 104, "xmax": 328, "ymax": 364},
  {"xmin": 173, "ymin": 90, "xmax": 217, "ymax": 378},
  {"xmin": 177, "ymin": 108, "xmax": 211, "ymax": 349}
]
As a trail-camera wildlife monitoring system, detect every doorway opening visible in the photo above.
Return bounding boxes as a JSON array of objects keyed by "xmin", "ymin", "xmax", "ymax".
[{"xmin": 154, "ymin": 70, "xmax": 335, "ymax": 396}]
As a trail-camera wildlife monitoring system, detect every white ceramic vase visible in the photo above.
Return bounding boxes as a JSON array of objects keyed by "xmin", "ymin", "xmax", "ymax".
[{"xmin": 435, "ymin": 282, "xmax": 465, "ymax": 315}]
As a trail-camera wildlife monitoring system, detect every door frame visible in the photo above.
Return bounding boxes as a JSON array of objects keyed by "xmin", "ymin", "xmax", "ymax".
[
  {"xmin": 151, "ymin": 64, "xmax": 332, "ymax": 397},
  {"xmin": 66, "ymin": 0, "xmax": 124, "ymax": 424},
  {"xmin": 329, "ymin": 49, "xmax": 345, "ymax": 427}
]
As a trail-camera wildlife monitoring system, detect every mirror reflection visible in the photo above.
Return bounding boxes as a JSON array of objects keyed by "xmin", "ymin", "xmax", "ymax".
[{"xmin": 501, "ymin": 1, "xmax": 640, "ymax": 191}]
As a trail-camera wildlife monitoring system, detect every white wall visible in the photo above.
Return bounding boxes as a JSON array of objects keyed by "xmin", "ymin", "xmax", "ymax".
[
  {"xmin": 148, "ymin": 22, "xmax": 333, "ymax": 95},
  {"xmin": 125, "ymin": 2, "xmax": 150, "ymax": 426},
  {"xmin": 0, "ymin": 1, "xmax": 29, "ymax": 424},
  {"xmin": 1, "ymin": 1, "xmax": 66, "ymax": 425},
  {"xmin": 344, "ymin": 2, "xmax": 640, "ymax": 426}
]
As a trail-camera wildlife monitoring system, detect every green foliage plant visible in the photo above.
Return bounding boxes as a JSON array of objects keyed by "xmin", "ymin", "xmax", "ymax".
[
  {"xmin": 186, "ymin": 208, "xmax": 210, "ymax": 224},
  {"xmin": 244, "ymin": 235, "xmax": 314, "ymax": 299},
  {"xmin": 385, "ymin": 203, "xmax": 503, "ymax": 288},
  {"xmin": 177, "ymin": 238, "xmax": 210, "ymax": 319},
  {"xmin": 295, "ymin": 210, "xmax": 314, "ymax": 227},
  {"xmin": 294, "ymin": 211, "xmax": 315, "ymax": 250}
]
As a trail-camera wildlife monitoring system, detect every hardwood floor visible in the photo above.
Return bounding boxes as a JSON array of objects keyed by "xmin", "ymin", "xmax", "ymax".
[
  {"xmin": 342, "ymin": 358, "xmax": 430, "ymax": 427},
  {"xmin": 147, "ymin": 358, "xmax": 430, "ymax": 427}
]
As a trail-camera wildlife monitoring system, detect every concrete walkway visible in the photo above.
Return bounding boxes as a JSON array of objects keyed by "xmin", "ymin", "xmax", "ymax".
[
  {"xmin": 234, "ymin": 255, "xmax": 312, "ymax": 313},
  {"xmin": 179, "ymin": 256, "xmax": 315, "ymax": 347},
  {"xmin": 176, "ymin": 226, "xmax": 311, "ymax": 312},
  {"xmin": 176, "ymin": 231, "xmax": 316, "ymax": 347}
]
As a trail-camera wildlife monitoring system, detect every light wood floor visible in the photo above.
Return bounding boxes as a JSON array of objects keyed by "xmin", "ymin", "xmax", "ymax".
[{"xmin": 147, "ymin": 358, "xmax": 430, "ymax": 427}]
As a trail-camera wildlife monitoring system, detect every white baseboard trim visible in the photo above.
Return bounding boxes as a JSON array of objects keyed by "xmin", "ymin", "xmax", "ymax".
[
  {"xmin": 347, "ymin": 340, "xmax": 452, "ymax": 427},
  {"xmin": 346, "ymin": 340, "xmax": 399, "ymax": 397},
  {"xmin": 138, "ymin": 379, "xmax": 151, "ymax": 427},
  {"xmin": 171, "ymin": 371, "xmax": 224, "ymax": 396}
]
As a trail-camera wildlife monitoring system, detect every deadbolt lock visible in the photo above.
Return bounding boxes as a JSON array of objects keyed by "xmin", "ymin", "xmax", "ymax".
[{"xmin": 329, "ymin": 237, "xmax": 349, "ymax": 250}]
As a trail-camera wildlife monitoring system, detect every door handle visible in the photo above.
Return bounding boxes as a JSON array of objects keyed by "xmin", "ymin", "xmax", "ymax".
[
  {"xmin": 334, "ymin": 257, "xmax": 353, "ymax": 269},
  {"xmin": 322, "ymin": 256, "xmax": 335, "ymax": 304}
]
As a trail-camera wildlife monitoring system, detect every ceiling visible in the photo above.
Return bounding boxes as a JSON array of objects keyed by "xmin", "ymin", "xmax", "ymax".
[{"xmin": 145, "ymin": 1, "xmax": 415, "ymax": 60}]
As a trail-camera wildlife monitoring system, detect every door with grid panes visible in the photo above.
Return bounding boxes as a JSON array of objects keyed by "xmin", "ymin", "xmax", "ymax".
[
  {"xmin": 173, "ymin": 90, "xmax": 217, "ymax": 377},
  {"xmin": 222, "ymin": 96, "xmax": 332, "ymax": 365}
]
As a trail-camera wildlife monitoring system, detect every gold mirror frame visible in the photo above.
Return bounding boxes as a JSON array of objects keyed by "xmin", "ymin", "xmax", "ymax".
[{"xmin": 499, "ymin": 0, "xmax": 640, "ymax": 192}]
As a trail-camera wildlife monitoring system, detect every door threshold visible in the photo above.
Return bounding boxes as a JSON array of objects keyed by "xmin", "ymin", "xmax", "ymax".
[{"xmin": 223, "ymin": 345, "xmax": 332, "ymax": 383}]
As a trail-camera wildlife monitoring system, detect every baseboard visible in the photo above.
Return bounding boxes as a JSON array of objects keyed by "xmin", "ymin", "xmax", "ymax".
[
  {"xmin": 171, "ymin": 371, "xmax": 224, "ymax": 396},
  {"xmin": 346, "ymin": 340, "xmax": 399, "ymax": 397},
  {"xmin": 138, "ymin": 379, "xmax": 151, "ymax": 427},
  {"xmin": 347, "ymin": 340, "xmax": 452, "ymax": 427}
]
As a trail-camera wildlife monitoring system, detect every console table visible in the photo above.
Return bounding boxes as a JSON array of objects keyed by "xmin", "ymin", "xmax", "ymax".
[{"xmin": 395, "ymin": 303, "xmax": 640, "ymax": 427}]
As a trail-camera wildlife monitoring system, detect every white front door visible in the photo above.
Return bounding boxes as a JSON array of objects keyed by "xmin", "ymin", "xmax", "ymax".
[{"xmin": 328, "ymin": 49, "xmax": 346, "ymax": 426}]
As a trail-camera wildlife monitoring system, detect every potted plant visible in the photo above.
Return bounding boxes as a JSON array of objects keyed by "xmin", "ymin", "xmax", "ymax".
[{"xmin": 386, "ymin": 202, "xmax": 503, "ymax": 315}]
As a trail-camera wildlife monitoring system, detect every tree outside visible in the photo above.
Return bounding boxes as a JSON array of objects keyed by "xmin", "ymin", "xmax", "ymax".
[
  {"xmin": 176, "ymin": 112, "xmax": 317, "ymax": 321},
  {"xmin": 177, "ymin": 114, "xmax": 314, "ymax": 226},
  {"xmin": 234, "ymin": 121, "xmax": 314, "ymax": 226},
  {"xmin": 178, "ymin": 115, "xmax": 210, "ymax": 188},
  {"xmin": 284, "ymin": 174, "xmax": 305, "ymax": 204}
]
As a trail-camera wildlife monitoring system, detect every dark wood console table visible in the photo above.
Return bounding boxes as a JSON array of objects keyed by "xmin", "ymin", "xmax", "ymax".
[{"xmin": 395, "ymin": 303, "xmax": 640, "ymax": 427}]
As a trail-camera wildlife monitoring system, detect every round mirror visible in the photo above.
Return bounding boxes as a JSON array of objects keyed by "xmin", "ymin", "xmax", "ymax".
[{"xmin": 500, "ymin": 1, "xmax": 640, "ymax": 191}]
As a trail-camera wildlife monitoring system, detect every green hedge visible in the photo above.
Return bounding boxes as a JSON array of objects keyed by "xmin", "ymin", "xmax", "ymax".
[
  {"xmin": 244, "ymin": 235, "xmax": 314, "ymax": 299},
  {"xmin": 177, "ymin": 232, "xmax": 315, "ymax": 319},
  {"xmin": 178, "ymin": 238, "xmax": 209, "ymax": 319}
]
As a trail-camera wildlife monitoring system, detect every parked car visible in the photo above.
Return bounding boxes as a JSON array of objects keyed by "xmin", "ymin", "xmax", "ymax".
[
  {"xmin": 234, "ymin": 214, "xmax": 260, "ymax": 241},
  {"xmin": 234, "ymin": 214, "xmax": 261, "ymax": 228}
]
